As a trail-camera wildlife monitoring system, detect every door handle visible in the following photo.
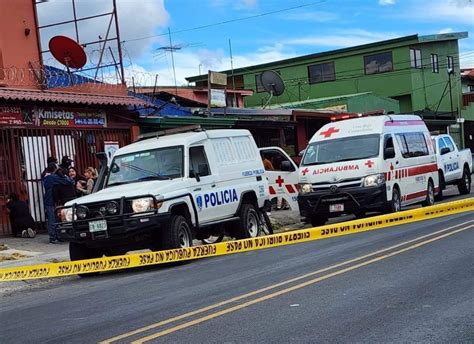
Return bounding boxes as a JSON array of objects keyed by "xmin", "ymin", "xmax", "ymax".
[
  {"xmin": 193, "ymin": 188, "xmax": 201, "ymax": 192},
  {"xmin": 211, "ymin": 184, "xmax": 216, "ymax": 188},
  {"xmin": 395, "ymin": 161, "xmax": 399, "ymax": 165}
]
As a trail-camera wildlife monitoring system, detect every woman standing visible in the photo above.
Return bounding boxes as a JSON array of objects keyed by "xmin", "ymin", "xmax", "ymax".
[
  {"xmin": 68, "ymin": 167, "xmax": 86, "ymax": 197},
  {"xmin": 77, "ymin": 167, "xmax": 98, "ymax": 195}
]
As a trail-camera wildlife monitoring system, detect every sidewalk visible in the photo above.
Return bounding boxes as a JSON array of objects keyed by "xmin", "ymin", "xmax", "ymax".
[{"xmin": 0, "ymin": 234, "xmax": 70, "ymax": 269}]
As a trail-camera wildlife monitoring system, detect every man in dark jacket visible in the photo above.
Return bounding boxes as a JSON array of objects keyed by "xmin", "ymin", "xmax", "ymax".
[
  {"xmin": 41, "ymin": 156, "xmax": 58, "ymax": 179},
  {"xmin": 43, "ymin": 163, "xmax": 74, "ymax": 244},
  {"xmin": 59, "ymin": 155, "xmax": 73, "ymax": 172},
  {"xmin": 53, "ymin": 168, "xmax": 77, "ymax": 206}
]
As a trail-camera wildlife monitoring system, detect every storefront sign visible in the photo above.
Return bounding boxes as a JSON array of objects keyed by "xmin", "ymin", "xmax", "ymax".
[
  {"xmin": 35, "ymin": 108, "xmax": 107, "ymax": 128},
  {"xmin": 210, "ymin": 89, "xmax": 226, "ymax": 107},
  {"xmin": 0, "ymin": 106, "xmax": 108, "ymax": 128},
  {"xmin": 0, "ymin": 106, "xmax": 34, "ymax": 126}
]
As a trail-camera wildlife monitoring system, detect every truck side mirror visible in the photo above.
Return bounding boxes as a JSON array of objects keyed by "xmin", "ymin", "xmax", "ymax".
[
  {"xmin": 384, "ymin": 147, "xmax": 395, "ymax": 159},
  {"xmin": 190, "ymin": 169, "xmax": 200, "ymax": 182},
  {"xmin": 440, "ymin": 147, "xmax": 450, "ymax": 155},
  {"xmin": 281, "ymin": 161, "xmax": 294, "ymax": 172}
]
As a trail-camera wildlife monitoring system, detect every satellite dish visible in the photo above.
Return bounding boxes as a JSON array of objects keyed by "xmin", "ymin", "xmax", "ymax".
[
  {"xmin": 261, "ymin": 70, "xmax": 285, "ymax": 96},
  {"xmin": 49, "ymin": 36, "xmax": 87, "ymax": 69}
]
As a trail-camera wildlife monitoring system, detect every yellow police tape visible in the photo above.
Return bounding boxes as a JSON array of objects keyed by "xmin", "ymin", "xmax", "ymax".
[{"xmin": 1, "ymin": 198, "xmax": 473, "ymax": 282}]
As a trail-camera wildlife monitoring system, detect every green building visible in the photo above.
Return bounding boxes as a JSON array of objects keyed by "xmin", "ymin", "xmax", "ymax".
[{"xmin": 187, "ymin": 32, "xmax": 470, "ymax": 146}]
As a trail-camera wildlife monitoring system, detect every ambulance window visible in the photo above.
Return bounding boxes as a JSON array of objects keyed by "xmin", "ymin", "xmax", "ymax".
[
  {"xmin": 395, "ymin": 134, "xmax": 409, "ymax": 158},
  {"xmin": 443, "ymin": 137, "xmax": 455, "ymax": 152},
  {"xmin": 189, "ymin": 146, "xmax": 211, "ymax": 177},
  {"xmin": 384, "ymin": 134, "xmax": 394, "ymax": 149},
  {"xmin": 402, "ymin": 132, "xmax": 429, "ymax": 157}
]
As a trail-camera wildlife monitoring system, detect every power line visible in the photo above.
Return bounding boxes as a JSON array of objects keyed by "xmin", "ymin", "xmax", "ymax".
[{"xmin": 122, "ymin": 0, "xmax": 328, "ymax": 44}]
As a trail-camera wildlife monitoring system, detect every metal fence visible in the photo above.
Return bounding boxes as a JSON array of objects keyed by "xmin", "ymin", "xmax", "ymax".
[{"xmin": 0, "ymin": 127, "xmax": 130, "ymax": 235}]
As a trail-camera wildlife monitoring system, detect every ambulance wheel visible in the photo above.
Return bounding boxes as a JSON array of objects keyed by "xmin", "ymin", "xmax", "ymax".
[
  {"xmin": 387, "ymin": 188, "xmax": 401, "ymax": 213},
  {"xmin": 235, "ymin": 203, "xmax": 260, "ymax": 239},
  {"xmin": 201, "ymin": 233, "xmax": 224, "ymax": 244},
  {"xmin": 422, "ymin": 180, "xmax": 435, "ymax": 207},
  {"xmin": 457, "ymin": 167, "xmax": 471, "ymax": 195},
  {"xmin": 435, "ymin": 171, "xmax": 444, "ymax": 201},
  {"xmin": 310, "ymin": 215, "xmax": 327, "ymax": 227},
  {"xmin": 163, "ymin": 215, "xmax": 193, "ymax": 250},
  {"xmin": 69, "ymin": 242, "xmax": 102, "ymax": 278}
]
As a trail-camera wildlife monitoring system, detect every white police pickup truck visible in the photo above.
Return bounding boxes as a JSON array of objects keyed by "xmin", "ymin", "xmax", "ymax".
[
  {"xmin": 56, "ymin": 127, "xmax": 272, "ymax": 262},
  {"xmin": 432, "ymin": 134, "xmax": 472, "ymax": 199}
]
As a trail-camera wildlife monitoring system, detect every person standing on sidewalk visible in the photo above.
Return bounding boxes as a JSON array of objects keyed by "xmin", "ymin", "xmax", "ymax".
[{"xmin": 43, "ymin": 163, "xmax": 74, "ymax": 244}]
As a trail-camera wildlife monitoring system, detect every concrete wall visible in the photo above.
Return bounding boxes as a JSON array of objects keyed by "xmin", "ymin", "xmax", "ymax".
[{"xmin": 0, "ymin": 0, "xmax": 42, "ymax": 89}]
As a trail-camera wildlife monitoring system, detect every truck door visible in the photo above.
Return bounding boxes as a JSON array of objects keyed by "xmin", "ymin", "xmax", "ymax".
[
  {"xmin": 260, "ymin": 148, "xmax": 299, "ymax": 210},
  {"xmin": 442, "ymin": 136, "xmax": 461, "ymax": 181},
  {"xmin": 189, "ymin": 145, "xmax": 217, "ymax": 224}
]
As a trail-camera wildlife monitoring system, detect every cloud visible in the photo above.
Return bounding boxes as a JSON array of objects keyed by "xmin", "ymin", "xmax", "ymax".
[
  {"xmin": 36, "ymin": 0, "xmax": 169, "ymax": 68},
  {"xmin": 394, "ymin": 0, "xmax": 474, "ymax": 24},
  {"xmin": 210, "ymin": 0, "xmax": 258, "ymax": 9},
  {"xmin": 438, "ymin": 28, "xmax": 454, "ymax": 34},
  {"xmin": 285, "ymin": 29, "xmax": 399, "ymax": 48},
  {"xmin": 379, "ymin": 0, "xmax": 396, "ymax": 5},
  {"xmin": 282, "ymin": 11, "xmax": 339, "ymax": 22},
  {"xmin": 126, "ymin": 44, "xmax": 296, "ymax": 87}
]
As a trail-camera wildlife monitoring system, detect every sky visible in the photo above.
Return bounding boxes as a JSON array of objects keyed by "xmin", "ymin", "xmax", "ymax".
[{"xmin": 36, "ymin": 0, "xmax": 474, "ymax": 87}]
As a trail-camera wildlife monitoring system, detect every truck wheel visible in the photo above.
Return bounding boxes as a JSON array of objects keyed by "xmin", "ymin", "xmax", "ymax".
[
  {"xmin": 163, "ymin": 215, "xmax": 193, "ymax": 250},
  {"xmin": 422, "ymin": 181, "xmax": 435, "ymax": 207},
  {"xmin": 69, "ymin": 242, "xmax": 102, "ymax": 278},
  {"xmin": 457, "ymin": 167, "xmax": 471, "ymax": 195},
  {"xmin": 387, "ymin": 188, "xmax": 401, "ymax": 213},
  {"xmin": 435, "ymin": 172, "xmax": 444, "ymax": 201},
  {"xmin": 234, "ymin": 203, "xmax": 260, "ymax": 239},
  {"xmin": 310, "ymin": 215, "xmax": 327, "ymax": 227}
]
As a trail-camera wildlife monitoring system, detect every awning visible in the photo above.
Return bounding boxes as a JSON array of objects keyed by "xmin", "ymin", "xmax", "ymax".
[{"xmin": 0, "ymin": 88, "xmax": 153, "ymax": 107}]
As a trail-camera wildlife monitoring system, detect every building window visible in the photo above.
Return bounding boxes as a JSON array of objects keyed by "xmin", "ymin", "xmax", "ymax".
[
  {"xmin": 364, "ymin": 52, "xmax": 393, "ymax": 75},
  {"xmin": 308, "ymin": 62, "xmax": 335, "ymax": 84},
  {"xmin": 431, "ymin": 54, "xmax": 439, "ymax": 73},
  {"xmin": 469, "ymin": 85, "xmax": 474, "ymax": 92},
  {"xmin": 447, "ymin": 56, "xmax": 454, "ymax": 71},
  {"xmin": 396, "ymin": 133, "xmax": 429, "ymax": 158},
  {"xmin": 410, "ymin": 48, "xmax": 422, "ymax": 69}
]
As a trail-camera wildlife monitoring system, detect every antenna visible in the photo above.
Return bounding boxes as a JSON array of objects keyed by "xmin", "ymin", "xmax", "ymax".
[
  {"xmin": 260, "ymin": 70, "xmax": 285, "ymax": 108},
  {"xmin": 48, "ymin": 36, "xmax": 87, "ymax": 69}
]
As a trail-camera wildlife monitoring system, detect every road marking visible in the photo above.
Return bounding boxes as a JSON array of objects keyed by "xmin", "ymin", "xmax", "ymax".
[
  {"xmin": 100, "ymin": 219, "xmax": 473, "ymax": 343},
  {"xmin": 133, "ymin": 223, "xmax": 473, "ymax": 343}
]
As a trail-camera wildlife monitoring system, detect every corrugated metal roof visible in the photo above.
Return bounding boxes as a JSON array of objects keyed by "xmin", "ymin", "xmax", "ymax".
[{"xmin": 0, "ymin": 88, "xmax": 153, "ymax": 107}]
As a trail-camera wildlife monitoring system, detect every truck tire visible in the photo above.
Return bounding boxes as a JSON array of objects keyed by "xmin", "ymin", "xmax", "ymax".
[
  {"xmin": 234, "ymin": 203, "xmax": 260, "ymax": 239},
  {"xmin": 162, "ymin": 215, "xmax": 193, "ymax": 250},
  {"xmin": 310, "ymin": 215, "xmax": 327, "ymax": 227},
  {"xmin": 435, "ymin": 171, "xmax": 444, "ymax": 201},
  {"xmin": 422, "ymin": 180, "xmax": 435, "ymax": 207},
  {"xmin": 386, "ymin": 188, "xmax": 401, "ymax": 213},
  {"xmin": 457, "ymin": 167, "xmax": 471, "ymax": 195},
  {"xmin": 69, "ymin": 242, "xmax": 102, "ymax": 277}
]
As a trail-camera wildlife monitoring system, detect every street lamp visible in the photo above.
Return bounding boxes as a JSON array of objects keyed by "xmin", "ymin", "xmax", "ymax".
[{"xmin": 447, "ymin": 67, "xmax": 454, "ymax": 117}]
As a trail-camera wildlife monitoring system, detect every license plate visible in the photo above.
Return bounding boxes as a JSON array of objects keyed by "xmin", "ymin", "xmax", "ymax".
[
  {"xmin": 329, "ymin": 203, "xmax": 344, "ymax": 212},
  {"xmin": 89, "ymin": 220, "xmax": 107, "ymax": 232}
]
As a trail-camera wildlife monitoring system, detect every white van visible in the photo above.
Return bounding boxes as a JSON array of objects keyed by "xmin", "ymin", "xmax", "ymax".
[
  {"xmin": 298, "ymin": 114, "xmax": 439, "ymax": 226},
  {"xmin": 57, "ymin": 128, "xmax": 272, "ymax": 261}
]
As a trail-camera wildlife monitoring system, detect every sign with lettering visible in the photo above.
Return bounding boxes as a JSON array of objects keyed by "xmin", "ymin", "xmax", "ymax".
[
  {"xmin": 0, "ymin": 106, "xmax": 34, "ymax": 126},
  {"xmin": 35, "ymin": 108, "xmax": 107, "ymax": 128}
]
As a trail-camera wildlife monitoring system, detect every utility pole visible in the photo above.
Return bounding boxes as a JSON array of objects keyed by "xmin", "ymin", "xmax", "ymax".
[
  {"xmin": 168, "ymin": 28, "xmax": 178, "ymax": 96},
  {"xmin": 229, "ymin": 39, "xmax": 237, "ymax": 107}
]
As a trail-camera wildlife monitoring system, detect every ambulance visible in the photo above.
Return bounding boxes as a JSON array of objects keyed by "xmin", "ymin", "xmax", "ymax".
[{"xmin": 298, "ymin": 114, "xmax": 439, "ymax": 226}]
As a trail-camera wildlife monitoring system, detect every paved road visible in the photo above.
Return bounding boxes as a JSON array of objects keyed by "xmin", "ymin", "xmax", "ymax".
[{"xmin": 1, "ymin": 205, "xmax": 473, "ymax": 343}]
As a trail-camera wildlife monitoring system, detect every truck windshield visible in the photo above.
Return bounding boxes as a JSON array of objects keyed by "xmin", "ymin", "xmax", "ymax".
[
  {"xmin": 302, "ymin": 134, "xmax": 380, "ymax": 166},
  {"xmin": 106, "ymin": 146, "xmax": 184, "ymax": 187}
]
